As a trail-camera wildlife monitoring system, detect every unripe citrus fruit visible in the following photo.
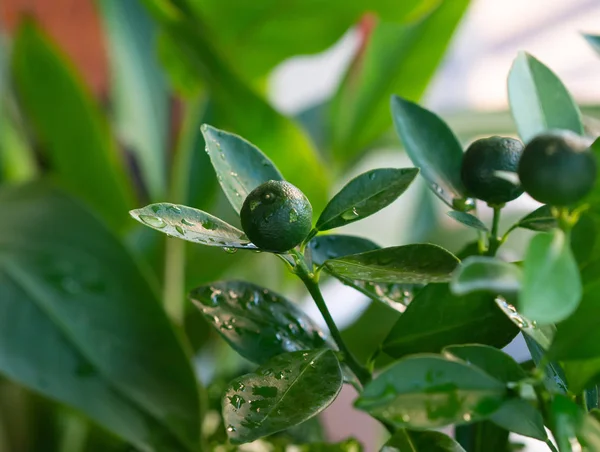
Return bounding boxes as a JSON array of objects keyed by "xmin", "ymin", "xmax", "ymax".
[
  {"xmin": 240, "ymin": 180, "xmax": 312, "ymax": 253},
  {"xmin": 460, "ymin": 136, "xmax": 524, "ymax": 205},
  {"xmin": 518, "ymin": 130, "xmax": 596, "ymax": 206}
]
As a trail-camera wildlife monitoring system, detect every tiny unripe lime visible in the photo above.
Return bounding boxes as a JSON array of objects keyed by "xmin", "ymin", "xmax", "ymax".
[
  {"xmin": 240, "ymin": 180, "xmax": 312, "ymax": 253},
  {"xmin": 460, "ymin": 136, "xmax": 524, "ymax": 206}
]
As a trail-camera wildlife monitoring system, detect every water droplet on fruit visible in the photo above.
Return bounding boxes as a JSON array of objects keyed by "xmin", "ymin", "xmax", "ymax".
[
  {"xmin": 139, "ymin": 215, "xmax": 166, "ymax": 228},
  {"xmin": 341, "ymin": 207, "xmax": 359, "ymax": 220}
]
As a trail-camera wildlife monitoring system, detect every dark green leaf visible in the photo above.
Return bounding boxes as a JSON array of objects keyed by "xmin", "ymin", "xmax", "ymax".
[
  {"xmin": 355, "ymin": 355, "xmax": 507, "ymax": 429},
  {"xmin": 551, "ymin": 395, "xmax": 600, "ymax": 451},
  {"xmin": 496, "ymin": 298, "xmax": 555, "ymax": 350},
  {"xmin": 156, "ymin": 31, "xmax": 204, "ymax": 97},
  {"xmin": 447, "ymin": 211, "xmax": 488, "ymax": 232},
  {"xmin": 98, "ymin": 0, "xmax": 169, "ymax": 200},
  {"xmin": 189, "ymin": 281, "xmax": 329, "ymax": 364},
  {"xmin": 507, "ymin": 52, "xmax": 584, "ymax": 143},
  {"xmin": 455, "ymin": 422, "xmax": 509, "ymax": 452},
  {"xmin": 451, "ymin": 256, "xmax": 522, "ymax": 296},
  {"xmin": 571, "ymin": 213, "xmax": 597, "ymax": 266},
  {"xmin": 584, "ymin": 34, "xmax": 600, "ymax": 56},
  {"xmin": 130, "ymin": 202, "xmax": 257, "ymax": 249},
  {"xmin": 383, "ymin": 284, "xmax": 518, "ymax": 358},
  {"xmin": 442, "ymin": 344, "xmax": 526, "ymax": 384},
  {"xmin": 325, "ymin": 244, "xmax": 459, "ymax": 284},
  {"xmin": 391, "ymin": 96, "xmax": 470, "ymax": 208},
  {"xmin": 315, "ymin": 168, "xmax": 419, "ymax": 231},
  {"xmin": 294, "ymin": 439, "xmax": 363, "ymax": 451},
  {"xmin": 564, "ymin": 358, "xmax": 600, "ymax": 394},
  {"xmin": 489, "ymin": 398, "xmax": 547, "ymax": 441},
  {"xmin": 330, "ymin": 0, "xmax": 470, "ymax": 159},
  {"xmin": 0, "ymin": 183, "xmax": 199, "ymax": 451},
  {"xmin": 308, "ymin": 235, "xmax": 380, "ymax": 266},
  {"xmin": 223, "ymin": 349, "xmax": 342, "ymax": 444},
  {"xmin": 516, "ymin": 205, "xmax": 557, "ymax": 231},
  {"xmin": 333, "ymin": 276, "xmax": 417, "ymax": 313},
  {"xmin": 521, "ymin": 230, "xmax": 582, "ymax": 324},
  {"xmin": 381, "ymin": 429, "xmax": 466, "ymax": 451},
  {"xmin": 12, "ymin": 21, "xmax": 134, "ymax": 231},
  {"xmin": 201, "ymin": 125, "xmax": 284, "ymax": 214},
  {"xmin": 524, "ymin": 334, "xmax": 568, "ymax": 394}
]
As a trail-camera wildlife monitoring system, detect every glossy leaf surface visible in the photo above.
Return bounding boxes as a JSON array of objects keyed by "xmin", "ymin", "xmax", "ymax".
[
  {"xmin": 508, "ymin": 52, "xmax": 584, "ymax": 143},
  {"xmin": 451, "ymin": 256, "xmax": 522, "ymax": 296},
  {"xmin": 490, "ymin": 398, "xmax": 547, "ymax": 441},
  {"xmin": 447, "ymin": 211, "xmax": 488, "ymax": 232},
  {"xmin": 391, "ymin": 96, "xmax": 469, "ymax": 208},
  {"xmin": 442, "ymin": 344, "xmax": 526, "ymax": 384},
  {"xmin": 496, "ymin": 298, "xmax": 555, "ymax": 350},
  {"xmin": 12, "ymin": 21, "xmax": 134, "ymax": 230},
  {"xmin": 201, "ymin": 125, "xmax": 284, "ymax": 214},
  {"xmin": 383, "ymin": 284, "xmax": 518, "ymax": 358},
  {"xmin": 315, "ymin": 168, "xmax": 418, "ymax": 231},
  {"xmin": 325, "ymin": 244, "xmax": 459, "ymax": 284},
  {"xmin": 130, "ymin": 203, "xmax": 256, "ymax": 249},
  {"xmin": 0, "ymin": 184, "xmax": 199, "ymax": 451},
  {"xmin": 190, "ymin": 281, "xmax": 329, "ymax": 364},
  {"xmin": 521, "ymin": 230, "xmax": 582, "ymax": 324},
  {"xmin": 517, "ymin": 205, "xmax": 557, "ymax": 232},
  {"xmin": 355, "ymin": 355, "xmax": 506, "ymax": 429},
  {"xmin": 381, "ymin": 429, "xmax": 466, "ymax": 451},
  {"xmin": 309, "ymin": 235, "xmax": 380, "ymax": 266},
  {"xmin": 223, "ymin": 349, "xmax": 342, "ymax": 444}
]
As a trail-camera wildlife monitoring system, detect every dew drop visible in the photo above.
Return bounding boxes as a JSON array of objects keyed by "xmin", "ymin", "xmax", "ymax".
[
  {"xmin": 166, "ymin": 205, "xmax": 182, "ymax": 214},
  {"xmin": 401, "ymin": 413, "xmax": 411, "ymax": 422},
  {"xmin": 463, "ymin": 413, "xmax": 472, "ymax": 422},
  {"xmin": 232, "ymin": 381, "xmax": 245, "ymax": 391},
  {"xmin": 228, "ymin": 394, "xmax": 245, "ymax": 409},
  {"xmin": 369, "ymin": 172, "xmax": 376, "ymax": 180},
  {"xmin": 223, "ymin": 247, "xmax": 237, "ymax": 254},
  {"xmin": 226, "ymin": 425, "xmax": 236, "ymax": 433},
  {"xmin": 289, "ymin": 209, "xmax": 298, "ymax": 223},
  {"xmin": 181, "ymin": 218, "xmax": 195, "ymax": 227},
  {"xmin": 139, "ymin": 215, "xmax": 166, "ymax": 229},
  {"xmin": 151, "ymin": 205, "xmax": 161, "ymax": 214},
  {"xmin": 175, "ymin": 225, "xmax": 185, "ymax": 236},
  {"xmin": 341, "ymin": 207, "xmax": 359, "ymax": 221},
  {"xmin": 201, "ymin": 219, "xmax": 218, "ymax": 230}
]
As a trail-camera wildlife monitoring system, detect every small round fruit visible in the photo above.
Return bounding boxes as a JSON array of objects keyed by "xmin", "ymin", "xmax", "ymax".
[
  {"xmin": 460, "ymin": 136, "xmax": 525, "ymax": 205},
  {"xmin": 240, "ymin": 180, "xmax": 312, "ymax": 253},
  {"xmin": 518, "ymin": 130, "xmax": 597, "ymax": 206}
]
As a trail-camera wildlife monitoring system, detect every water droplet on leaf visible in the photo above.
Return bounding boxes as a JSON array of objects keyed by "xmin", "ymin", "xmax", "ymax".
[
  {"xmin": 341, "ymin": 207, "xmax": 359, "ymax": 221},
  {"xmin": 139, "ymin": 215, "xmax": 166, "ymax": 229}
]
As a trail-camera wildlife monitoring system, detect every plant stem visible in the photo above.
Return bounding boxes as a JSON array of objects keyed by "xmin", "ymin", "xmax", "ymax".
[
  {"xmin": 292, "ymin": 256, "xmax": 371, "ymax": 387},
  {"xmin": 486, "ymin": 205, "xmax": 503, "ymax": 256}
]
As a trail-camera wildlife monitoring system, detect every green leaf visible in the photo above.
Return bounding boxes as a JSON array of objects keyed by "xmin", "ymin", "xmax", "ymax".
[
  {"xmin": 551, "ymin": 395, "xmax": 600, "ymax": 451},
  {"xmin": 330, "ymin": 0, "xmax": 470, "ymax": 159},
  {"xmin": 11, "ymin": 21, "xmax": 134, "ymax": 231},
  {"xmin": 98, "ymin": 0, "xmax": 169, "ymax": 200},
  {"xmin": 201, "ymin": 124, "xmax": 284, "ymax": 214},
  {"xmin": 489, "ymin": 398, "xmax": 547, "ymax": 441},
  {"xmin": 446, "ymin": 211, "xmax": 488, "ymax": 232},
  {"xmin": 507, "ymin": 52, "xmax": 584, "ymax": 143},
  {"xmin": 129, "ymin": 202, "xmax": 257, "ymax": 249},
  {"xmin": 383, "ymin": 284, "xmax": 518, "ymax": 358},
  {"xmin": 309, "ymin": 235, "xmax": 380, "ymax": 266},
  {"xmin": 454, "ymin": 422, "xmax": 509, "ymax": 452},
  {"xmin": 355, "ymin": 355, "xmax": 507, "ymax": 429},
  {"xmin": 516, "ymin": 205, "xmax": 557, "ymax": 232},
  {"xmin": 451, "ymin": 256, "xmax": 522, "ymax": 297},
  {"xmin": 295, "ymin": 439, "xmax": 363, "ymax": 451},
  {"xmin": 564, "ymin": 358, "xmax": 600, "ymax": 394},
  {"xmin": 571, "ymin": 214, "xmax": 597, "ymax": 266},
  {"xmin": 381, "ymin": 429, "xmax": 466, "ymax": 451},
  {"xmin": 496, "ymin": 298, "xmax": 556, "ymax": 350},
  {"xmin": 390, "ymin": 96, "xmax": 470, "ymax": 208},
  {"xmin": 0, "ymin": 103, "xmax": 37, "ymax": 183},
  {"xmin": 141, "ymin": 5, "xmax": 329, "ymax": 211},
  {"xmin": 315, "ymin": 168, "xmax": 419, "ymax": 232},
  {"xmin": 442, "ymin": 344, "xmax": 526, "ymax": 384},
  {"xmin": 0, "ymin": 183, "xmax": 199, "ymax": 451},
  {"xmin": 223, "ymin": 349, "xmax": 343, "ymax": 444},
  {"xmin": 524, "ymin": 334, "xmax": 568, "ymax": 394},
  {"xmin": 324, "ymin": 244, "xmax": 459, "ymax": 284},
  {"xmin": 584, "ymin": 34, "xmax": 600, "ymax": 57},
  {"xmin": 521, "ymin": 230, "xmax": 582, "ymax": 324},
  {"xmin": 189, "ymin": 281, "xmax": 329, "ymax": 364}
]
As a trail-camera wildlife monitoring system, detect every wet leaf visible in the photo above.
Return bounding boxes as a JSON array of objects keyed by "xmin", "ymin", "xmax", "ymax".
[
  {"xmin": 551, "ymin": 395, "xmax": 600, "ymax": 451},
  {"xmin": 516, "ymin": 205, "xmax": 557, "ymax": 232},
  {"xmin": 508, "ymin": 52, "xmax": 584, "ymax": 143},
  {"xmin": 390, "ymin": 96, "xmax": 469, "ymax": 208},
  {"xmin": 223, "ymin": 349, "xmax": 343, "ymax": 444},
  {"xmin": 324, "ymin": 244, "xmax": 459, "ymax": 284},
  {"xmin": 355, "ymin": 355, "xmax": 507, "ymax": 429},
  {"xmin": 381, "ymin": 429, "xmax": 466, "ymax": 451},
  {"xmin": 383, "ymin": 284, "xmax": 518, "ymax": 358},
  {"xmin": 521, "ymin": 230, "xmax": 582, "ymax": 324},
  {"xmin": 447, "ymin": 211, "xmax": 488, "ymax": 232},
  {"xmin": 451, "ymin": 256, "xmax": 522, "ymax": 297},
  {"xmin": 442, "ymin": 344, "xmax": 526, "ymax": 384},
  {"xmin": 308, "ymin": 235, "xmax": 380, "ymax": 266},
  {"xmin": 489, "ymin": 398, "xmax": 547, "ymax": 441},
  {"xmin": 129, "ymin": 202, "xmax": 256, "ymax": 249},
  {"xmin": 189, "ymin": 281, "xmax": 329, "ymax": 364},
  {"xmin": 201, "ymin": 124, "xmax": 284, "ymax": 214},
  {"xmin": 315, "ymin": 168, "xmax": 419, "ymax": 231},
  {"xmin": 496, "ymin": 298, "xmax": 555, "ymax": 350}
]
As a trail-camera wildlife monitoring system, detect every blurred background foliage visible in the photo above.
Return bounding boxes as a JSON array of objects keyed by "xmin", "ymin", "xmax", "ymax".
[{"xmin": 0, "ymin": 0, "xmax": 597, "ymax": 450}]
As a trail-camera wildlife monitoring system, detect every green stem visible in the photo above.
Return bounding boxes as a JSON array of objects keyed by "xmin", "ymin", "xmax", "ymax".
[
  {"xmin": 292, "ymin": 256, "xmax": 371, "ymax": 387},
  {"xmin": 486, "ymin": 205, "xmax": 503, "ymax": 256}
]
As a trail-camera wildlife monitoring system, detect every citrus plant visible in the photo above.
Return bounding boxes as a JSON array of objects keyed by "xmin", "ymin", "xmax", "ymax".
[{"xmin": 131, "ymin": 48, "xmax": 600, "ymax": 450}]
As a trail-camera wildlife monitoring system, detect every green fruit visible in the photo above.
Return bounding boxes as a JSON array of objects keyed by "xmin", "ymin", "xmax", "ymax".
[
  {"xmin": 460, "ymin": 136, "xmax": 525, "ymax": 205},
  {"xmin": 518, "ymin": 130, "xmax": 596, "ymax": 206},
  {"xmin": 240, "ymin": 180, "xmax": 312, "ymax": 253}
]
